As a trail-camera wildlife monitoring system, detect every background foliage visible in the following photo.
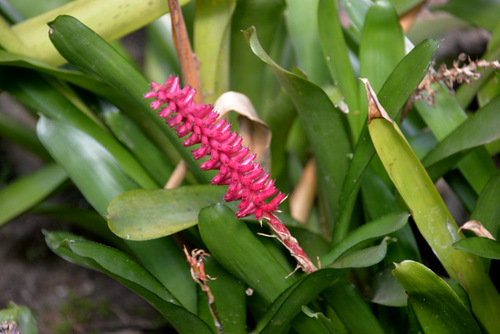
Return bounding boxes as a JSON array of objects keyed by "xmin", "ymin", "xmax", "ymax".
[{"xmin": 1, "ymin": 0, "xmax": 500, "ymax": 333}]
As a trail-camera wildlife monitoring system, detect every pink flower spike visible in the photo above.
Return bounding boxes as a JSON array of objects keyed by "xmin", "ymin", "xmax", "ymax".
[{"xmin": 145, "ymin": 77, "xmax": 317, "ymax": 274}]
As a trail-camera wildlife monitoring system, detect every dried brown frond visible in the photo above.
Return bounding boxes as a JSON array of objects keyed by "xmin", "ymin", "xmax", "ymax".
[{"xmin": 407, "ymin": 54, "xmax": 500, "ymax": 108}]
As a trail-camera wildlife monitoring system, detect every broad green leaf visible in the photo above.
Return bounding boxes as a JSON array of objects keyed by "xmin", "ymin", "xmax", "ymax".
[
  {"xmin": 103, "ymin": 109, "xmax": 173, "ymax": 185},
  {"xmin": 0, "ymin": 163, "xmax": 67, "ymax": 227},
  {"xmin": 0, "ymin": 49, "xmax": 118, "ymax": 99},
  {"xmin": 323, "ymin": 280, "xmax": 385, "ymax": 334},
  {"xmin": 285, "ymin": 0, "xmax": 330, "ymax": 85},
  {"xmin": 37, "ymin": 116, "xmax": 138, "ymax": 215},
  {"xmin": 0, "ymin": 302, "xmax": 38, "ymax": 334},
  {"xmin": 302, "ymin": 306, "xmax": 342, "ymax": 334},
  {"xmin": 393, "ymin": 261, "xmax": 482, "ymax": 334},
  {"xmin": 107, "ymin": 187, "xmax": 227, "ymax": 240},
  {"xmin": 329, "ymin": 236, "xmax": 393, "ymax": 269},
  {"xmin": 367, "ymin": 94, "xmax": 500, "ymax": 332},
  {"xmin": 318, "ymin": 0, "xmax": 359, "ymax": 120},
  {"xmin": 44, "ymin": 230, "xmax": 213, "ymax": 334},
  {"xmin": 0, "ymin": 68, "xmax": 157, "ymax": 189},
  {"xmin": 48, "ymin": 15, "xmax": 207, "ymax": 183},
  {"xmin": 245, "ymin": 26, "xmax": 352, "ymax": 227},
  {"xmin": 356, "ymin": 0, "xmax": 405, "ymax": 139},
  {"xmin": 422, "ymin": 95, "xmax": 500, "ymax": 168},
  {"xmin": 436, "ymin": 0, "xmax": 500, "ymax": 32},
  {"xmin": 198, "ymin": 204, "xmax": 294, "ymax": 305},
  {"xmin": 322, "ymin": 211, "xmax": 409, "ymax": 265},
  {"xmin": 37, "ymin": 117, "xmax": 198, "ymax": 313},
  {"xmin": 416, "ymin": 85, "xmax": 498, "ymax": 195},
  {"xmin": 453, "ymin": 237, "xmax": 500, "ymax": 260},
  {"xmin": 254, "ymin": 268, "xmax": 345, "ymax": 334},
  {"xmin": 333, "ymin": 38, "xmax": 438, "ymax": 243},
  {"xmin": 10, "ymin": 0, "xmax": 190, "ymax": 66},
  {"xmin": 194, "ymin": 0, "xmax": 236, "ymax": 103}
]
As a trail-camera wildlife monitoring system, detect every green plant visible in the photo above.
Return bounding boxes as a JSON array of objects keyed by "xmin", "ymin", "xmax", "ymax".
[{"xmin": 1, "ymin": 0, "xmax": 500, "ymax": 333}]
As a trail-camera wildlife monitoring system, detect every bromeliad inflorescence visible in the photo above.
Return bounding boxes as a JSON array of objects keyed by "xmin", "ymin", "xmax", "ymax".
[{"xmin": 145, "ymin": 76, "xmax": 317, "ymax": 273}]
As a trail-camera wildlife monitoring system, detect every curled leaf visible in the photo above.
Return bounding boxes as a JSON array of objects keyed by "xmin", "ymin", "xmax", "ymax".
[
  {"xmin": 361, "ymin": 78, "xmax": 393, "ymax": 124},
  {"xmin": 459, "ymin": 220, "xmax": 496, "ymax": 240},
  {"xmin": 214, "ymin": 91, "xmax": 271, "ymax": 169}
]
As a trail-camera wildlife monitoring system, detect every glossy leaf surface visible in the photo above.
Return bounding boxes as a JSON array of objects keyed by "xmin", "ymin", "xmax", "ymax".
[
  {"xmin": 393, "ymin": 261, "xmax": 482, "ymax": 334},
  {"xmin": 107, "ymin": 187, "xmax": 226, "ymax": 240}
]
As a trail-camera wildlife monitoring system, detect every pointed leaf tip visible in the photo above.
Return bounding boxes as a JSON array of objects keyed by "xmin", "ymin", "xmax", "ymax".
[{"xmin": 360, "ymin": 78, "xmax": 393, "ymax": 124}]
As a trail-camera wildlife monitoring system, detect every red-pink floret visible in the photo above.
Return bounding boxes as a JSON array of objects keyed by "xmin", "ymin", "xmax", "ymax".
[{"xmin": 145, "ymin": 76, "xmax": 286, "ymax": 220}]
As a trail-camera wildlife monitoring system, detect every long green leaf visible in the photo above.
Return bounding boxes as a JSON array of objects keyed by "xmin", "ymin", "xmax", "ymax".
[
  {"xmin": 393, "ymin": 260, "xmax": 482, "ymax": 334},
  {"xmin": 245, "ymin": 26, "xmax": 352, "ymax": 228},
  {"xmin": 10, "ymin": 0, "xmax": 190, "ymax": 65},
  {"xmin": 453, "ymin": 237, "xmax": 500, "ymax": 260},
  {"xmin": 329, "ymin": 236, "xmax": 393, "ymax": 269},
  {"xmin": 470, "ymin": 171, "xmax": 500, "ymax": 240},
  {"xmin": 366, "ymin": 82, "xmax": 500, "ymax": 332},
  {"xmin": 0, "ymin": 163, "xmax": 67, "ymax": 227},
  {"xmin": 107, "ymin": 187, "xmax": 227, "ymax": 240},
  {"xmin": 44, "ymin": 230, "xmax": 213, "ymax": 334},
  {"xmin": 194, "ymin": 0, "xmax": 236, "ymax": 103},
  {"xmin": 322, "ymin": 211, "xmax": 408, "ymax": 265},
  {"xmin": 198, "ymin": 204, "xmax": 294, "ymax": 305},
  {"xmin": 356, "ymin": 0, "xmax": 404, "ymax": 139},
  {"xmin": 333, "ymin": 39, "xmax": 439, "ymax": 243},
  {"xmin": 318, "ymin": 0, "xmax": 359, "ymax": 116},
  {"xmin": 48, "ymin": 15, "xmax": 207, "ymax": 183}
]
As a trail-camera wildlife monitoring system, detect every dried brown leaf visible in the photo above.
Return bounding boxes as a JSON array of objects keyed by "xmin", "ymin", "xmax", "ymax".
[{"xmin": 459, "ymin": 220, "xmax": 496, "ymax": 240}]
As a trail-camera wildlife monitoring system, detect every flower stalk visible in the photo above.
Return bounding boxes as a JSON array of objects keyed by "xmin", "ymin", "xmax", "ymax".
[{"xmin": 145, "ymin": 76, "xmax": 317, "ymax": 274}]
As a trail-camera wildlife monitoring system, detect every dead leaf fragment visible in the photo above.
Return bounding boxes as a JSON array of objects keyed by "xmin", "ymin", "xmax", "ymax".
[
  {"xmin": 459, "ymin": 220, "xmax": 496, "ymax": 240},
  {"xmin": 214, "ymin": 91, "xmax": 271, "ymax": 170},
  {"xmin": 360, "ymin": 78, "xmax": 394, "ymax": 124},
  {"xmin": 289, "ymin": 159, "xmax": 317, "ymax": 224}
]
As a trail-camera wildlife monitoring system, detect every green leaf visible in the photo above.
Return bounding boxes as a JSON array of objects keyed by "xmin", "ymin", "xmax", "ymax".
[
  {"xmin": 0, "ymin": 302, "xmax": 38, "ymax": 334},
  {"xmin": 322, "ymin": 211, "xmax": 409, "ymax": 265},
  {"xmin": 367, "ymin": 105, "xmax": 500, "ymax": 332},
  {"xmin": 334, "ymin": 38, "xmax": 439, "ymax": 243},
  {"xmin": 0, "ymin": 49, "xmax": 118, "ymax": 99},
  {"xmin": 107, "ymin": 186, "xmax": 227, "ymax": 241},
  {"xmin": 393, "ymin": 260, "xmax": 482, "ymax": 334},
  {"xmin": 10, "ymin": 0, "xmax": 188, "ymax": 66},
  {"xmin": 44, "ymin": 230, "xmax": 213, "ymax": 334},
  {"xmin": 37, "ymin": 116, "xmax": 138, "ymax": 216},
  {"xmin": 329, "ymin": 236, "xmax": 393, "ymax": 268},
  {"xmin": 0, "ymin": 163, "xmax": 67, "ymax": 227},
  {"xmin": 254, "ymin": 268, "xmax": 345, "ymax": 334},
  {"xmin": 47, "ymin": 15, "xmax": 207, "ymax": 183},
  {"xmin": 245, "ymin": 26, "xmax": 352, "ymax": 228},
  {"xmin": 453, "ymin": 237, "xmax": 500, "ymax": 260},
  {"xmin": 198, "ymin": 204, "xmax": 294, "ymax": 305},
  {"xmin": 356, "ymin": 1, "xmax": 405, "ymax": 139},
  {"xmin": 422, "ymin": 94, "xmax": 500, "ymax": 168},
  {"xmin": 323, "ymin": 280, "xmax": 385, "ymax": 334},
  {"xmin": 194, "ymin": 0, "xmax": 236, "ymax": 102},
  {"xmin": 102, "ymin": 108, "xmax": 173, "ymax": 185},
  {"xmin": 318, "ymin": 0, "xmax": 359, "ymax": 116}
]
